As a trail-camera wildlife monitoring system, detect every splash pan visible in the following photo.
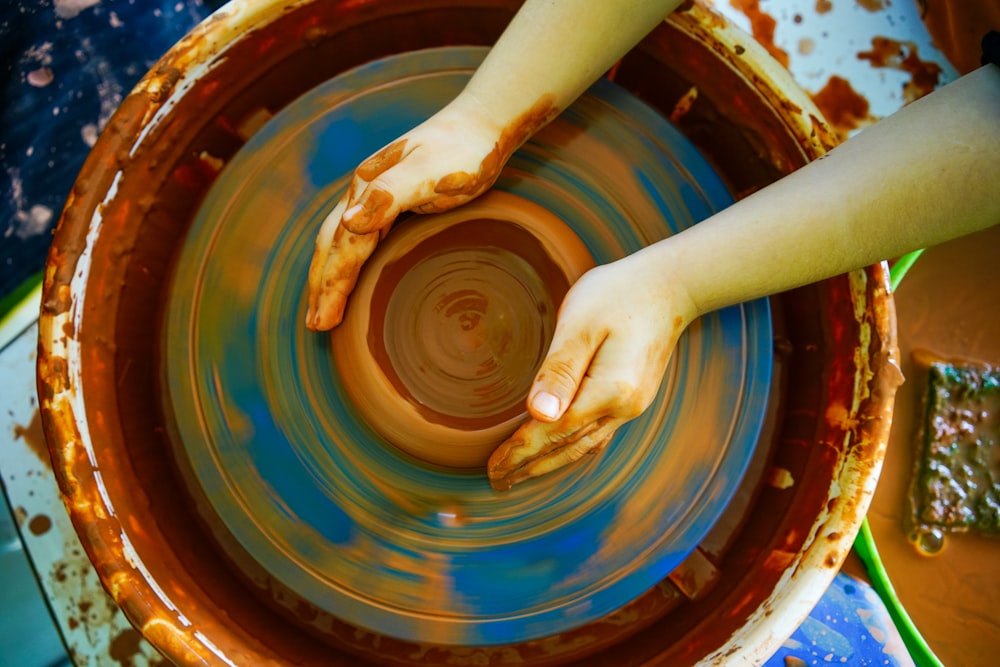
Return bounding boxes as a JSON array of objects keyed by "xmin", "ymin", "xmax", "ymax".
[
  {"xmin": 38, "ymin": 2, "xmax": 901, "ymax": 664},
  {"xmin": 161, "ymin": 47, "xmax": 771, "ymax": 645}
]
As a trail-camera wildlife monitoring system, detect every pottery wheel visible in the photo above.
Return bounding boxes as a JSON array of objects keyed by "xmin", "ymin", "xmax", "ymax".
[{"xmin": 161, "ymin": 47, "xmax": 772, "ymax": 645}]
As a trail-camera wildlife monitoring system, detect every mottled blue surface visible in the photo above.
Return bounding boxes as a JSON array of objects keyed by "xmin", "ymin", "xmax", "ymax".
[
  {"xmin": 765, "ymin": 572, "xmax": 914, "ymax": 667},
  {"xmin": 0, "ymin": 0, "xmax": 217, "ymax": 302}
]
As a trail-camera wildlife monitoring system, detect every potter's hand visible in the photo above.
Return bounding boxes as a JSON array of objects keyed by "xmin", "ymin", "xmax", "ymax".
[
  {"xmin": 489, "ymin": 63, "xmax": 1000, "ymax": 489},
  {"xmin": 487, "ymin": 252, "xmax": 698, "ymax": 490},
  {"xmin": 305, "ymin": 0, "xmax": 692, "ymax": 330},
  {"xmin": 306, "ymin": 97, "xmax": 508, "ymax": 330}
]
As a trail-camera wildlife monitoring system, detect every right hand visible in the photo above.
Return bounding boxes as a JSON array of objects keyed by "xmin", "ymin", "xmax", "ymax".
[
  {"xmin": 487, "ymin": 249, "xmax": 698, "ymax": 490},
  {"xmin": 306, "ymin": 95, "xmax": 510, "ymax": 331}
]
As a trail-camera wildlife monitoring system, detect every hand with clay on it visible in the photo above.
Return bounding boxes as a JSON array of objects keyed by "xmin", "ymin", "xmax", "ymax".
[
  {"xmin": 492, "ymin": 62, "xmax": 1000, "ymax": 490},
  {"xmin": 487, "ymin": 250, "xmax": 698, "ymax": 491},
  {"xmin": 306, "ymin": 0, "xmax": 688, "ymax": 331},
  {"xmin": 306, "ymin": 96, "xmax": 513, "ymax": 331},
  {"xmin": 304, "ymin": 0, "xmax": 1000, "ymax": 491}
]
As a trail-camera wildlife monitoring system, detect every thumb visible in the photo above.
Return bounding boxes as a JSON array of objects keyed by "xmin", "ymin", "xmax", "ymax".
[
  {"xmin": 528, "ymin": 333, "xmax": 602, "ymax": 422},
  {"xmin": 341, "ymin": 180, "xmax": 400, "ymax": 235},
  {"xmin": 341, "ymin": 157, "xmax": 445, "ymax": 235}
]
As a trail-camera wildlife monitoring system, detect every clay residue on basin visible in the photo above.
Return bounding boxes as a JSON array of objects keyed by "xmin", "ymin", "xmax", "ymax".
[{"xmin": 868, "ymin": 224, "xmax": 1000, "ymax": 667}]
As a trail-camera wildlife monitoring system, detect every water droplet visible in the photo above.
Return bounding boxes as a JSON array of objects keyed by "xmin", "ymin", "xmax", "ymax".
[{"xmin": 910, "ymin": 527, "xmax": 945, "ymax": 555}]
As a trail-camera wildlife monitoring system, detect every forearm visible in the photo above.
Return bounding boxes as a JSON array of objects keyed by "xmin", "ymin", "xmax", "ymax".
[
  {"xmin": 643, "ymin": 64, "xmax": 1000, "ymax": 316},
  {"xmin": 460, "ymin": 0, "xmax": 682, "ymax": 134}
]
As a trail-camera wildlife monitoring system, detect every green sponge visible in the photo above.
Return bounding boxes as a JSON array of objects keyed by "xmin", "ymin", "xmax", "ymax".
[{"xmin": 910, "ymin": 359, "xmax": 1000, "ymax": 535}]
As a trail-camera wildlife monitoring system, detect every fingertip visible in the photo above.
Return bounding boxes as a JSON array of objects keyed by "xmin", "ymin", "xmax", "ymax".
[
  {"xmin": 488, "ymin": 473, "xmax": 513, "ymax": 492},
  {"xmin": 342, "ymin": 189, "xmax": 395, "ymax": 234},
  {"xmin": 342, "ymin": 203, "xmax": 364, "ymax": 223},
  {"xmin": 529, "ymin": 391, "xmax": 563, "ymax": 422},
  {"xmin": 307, "ymin": 295, "xmax": 343, "ymax": 332}
]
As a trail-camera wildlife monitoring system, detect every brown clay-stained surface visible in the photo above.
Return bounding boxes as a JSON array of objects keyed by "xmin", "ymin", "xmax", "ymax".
[
  {"xmin": 47, "ymin": 530, "xmax": 167, "ymax": 666},
  {"xmin": 615, "ymin": 10, "xmax": 826, "ymax": 199},
  {"xmin": 810, "ymin": 75, "xmax": 878, "ymax": 141},
  {"xmin": 109, "ymin": 628, "xmax": 147, "ymax": 666},
  {"xmin": 35, "ymin": 1, "xmax": 899, "ymax": 665},
  {"xmin": 857, "ymin": 36, "xmax": 941, "ymax": 104},
  {"xmin": 918, "ymin": 0, "xmax": 1000, "ymax": 76},
  {"xmin": 868, "ymin": 224, "xmax": 1000, "ymax": 667}
]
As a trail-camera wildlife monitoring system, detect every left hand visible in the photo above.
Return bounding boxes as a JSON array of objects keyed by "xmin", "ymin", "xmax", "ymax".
[
  {"xmin": 305, "ymin": 95, "xmax": 512, "ymax": 331},
  {"xmin": 487, "ymin": 249, "xmax": 698, "ymax": 490}
]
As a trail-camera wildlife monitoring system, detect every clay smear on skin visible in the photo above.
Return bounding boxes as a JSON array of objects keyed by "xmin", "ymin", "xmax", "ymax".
[
  {"xmin": 356, "ymin": 138, "xmax": 408, "ymax": 182},
  {"xmin": 426, "ymin": 94, "xmax": 560, "ymax": 211},
  {"xmin": 313, "ymin": 95, "xmax": 561, "ymax": 329},
  {"xmin": 344, "ymin": 95, "xmax": 560, "ymax": 230},
  {"xmin": 347, "ymin": 138, "xmax": 408, "ymax": 231}
]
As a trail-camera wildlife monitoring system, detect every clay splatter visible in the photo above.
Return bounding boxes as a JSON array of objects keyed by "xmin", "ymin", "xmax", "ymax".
[
  {"xmin": 1, "ymin": 0, "xmax": 206, "ymax": 300},
  {"xmin": 109, "ymin": 628, "xmax": 143, "ymax": 666},
  {"xmin": 13, "ymin": 410, "xmax": 52, "ymax": 469},
  {"xmin": 28, "ymin": 513, "xmax": 53, "ymax": 536},
  {"xmin": 81, "ymin": 123, "xmax": 99, "ymax": 147},
  {"xmin": 54, "ymin": 0, "xmax": 101, "ymax": 20},
  {"xmin": 27, "ymin": 67, "xmax": 55, "ymax": 87},
  {"xmin": 810, "ymin": 75, "xmax": 878, "ymax": 140},
  {"xmin": 855, "ymin": 0, "xmax": 885, "ymax": 12},
  {"xmin": 730, "ymin": 0, "xmax": 791, "ymax": 68},
  {"xmin": 858, "ymin": 36, "xmax": 942, "ymax": 103}
]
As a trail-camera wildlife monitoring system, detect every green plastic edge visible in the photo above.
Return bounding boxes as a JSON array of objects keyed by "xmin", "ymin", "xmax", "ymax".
[
  {"xmin": 0, "ymin": 272, "xmax": 43, "ymax": 353},
  {"xmin": 853, "ymin": 248, "xmax": 943, "ymax": 667}
]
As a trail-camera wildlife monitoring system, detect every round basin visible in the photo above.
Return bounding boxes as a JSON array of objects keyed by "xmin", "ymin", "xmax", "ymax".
[{"xmin": 37, "ymin": 1, "xmax": 899, "ymax": 665}]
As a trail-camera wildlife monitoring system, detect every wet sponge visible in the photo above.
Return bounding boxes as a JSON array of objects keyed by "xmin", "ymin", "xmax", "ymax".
[{"xmin": 910, "ymin": 359, "xmax": 1000, "ymax": 535}]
